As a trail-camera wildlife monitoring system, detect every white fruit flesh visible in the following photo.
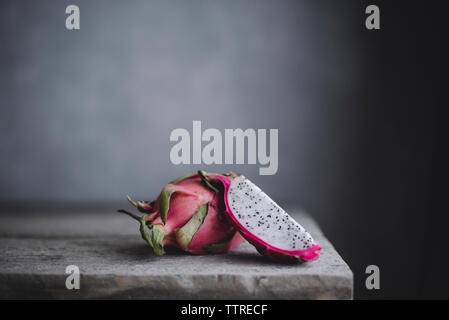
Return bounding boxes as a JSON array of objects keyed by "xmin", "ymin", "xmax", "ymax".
[{"xmin": 227, "ymin": 178, "xmax": 316, "ymax": 251}]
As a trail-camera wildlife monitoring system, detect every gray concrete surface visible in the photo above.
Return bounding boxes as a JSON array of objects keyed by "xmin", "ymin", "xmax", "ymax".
[{"xmin": 0, "ymin": 210, "xmax": 353, "ymax": 299}]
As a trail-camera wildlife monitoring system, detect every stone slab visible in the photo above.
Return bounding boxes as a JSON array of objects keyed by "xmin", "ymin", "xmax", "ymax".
[{"xmin": 0, "ymin": 210, "xmax": 353, "ymax": 299}]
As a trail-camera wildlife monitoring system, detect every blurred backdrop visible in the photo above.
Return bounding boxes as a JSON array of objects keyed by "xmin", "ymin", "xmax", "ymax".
[{"xmin": 0, "ymin": 0, "xmax": 447, "ymax": 298}]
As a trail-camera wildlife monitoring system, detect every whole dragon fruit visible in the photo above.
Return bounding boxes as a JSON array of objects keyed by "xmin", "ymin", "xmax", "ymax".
[
  {"xmin": 118, "ymin": 172, "xmax": 245, "ymax": 255},
  {"xmin": 199, "ymin": 171, "xmax": 322, "ymax": 263}
]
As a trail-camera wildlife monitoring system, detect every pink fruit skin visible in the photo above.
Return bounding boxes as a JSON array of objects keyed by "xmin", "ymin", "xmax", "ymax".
[
  {"xmin": 211, "ymin": 174, "xmax": 322, "ymax": 262},
  {"xmin": 148, "ymin": 174, "xmax": 245, "ymax": 254}
]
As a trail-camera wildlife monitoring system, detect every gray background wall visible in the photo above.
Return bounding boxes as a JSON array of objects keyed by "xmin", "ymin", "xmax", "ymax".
[
  {"xmin": 0, "ymin": 0, "xmax": 360, "ymax": 203},
  {"xmin": 1, "ymin": 0, "xmax": 448, "ymax": 298}
]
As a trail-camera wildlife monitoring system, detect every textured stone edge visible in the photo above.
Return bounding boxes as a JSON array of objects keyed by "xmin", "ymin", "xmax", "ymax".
[{"xmin": 0, "ymin": 272, "xmax": 353, "ymax": 300}]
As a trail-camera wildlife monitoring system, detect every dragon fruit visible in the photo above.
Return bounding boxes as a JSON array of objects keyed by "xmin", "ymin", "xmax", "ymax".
[
  {"xmin": 118, "ymin": 173, "xmax": 245, "ymax": 255},
  {"xmin": 200, "ymin": 171, "xmax": 322, "ymax": 263}
]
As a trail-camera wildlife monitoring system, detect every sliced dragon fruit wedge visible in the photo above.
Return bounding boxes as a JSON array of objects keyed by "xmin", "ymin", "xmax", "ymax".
[{"xmin": 203, "ymin": 171, "xmax": 322, "ymax": 263}]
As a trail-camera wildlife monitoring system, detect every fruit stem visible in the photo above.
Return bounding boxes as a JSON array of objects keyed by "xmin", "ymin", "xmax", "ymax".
[{"xmin": 117, "ymin": 209, "xmax": 141, "ymax": 222}]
